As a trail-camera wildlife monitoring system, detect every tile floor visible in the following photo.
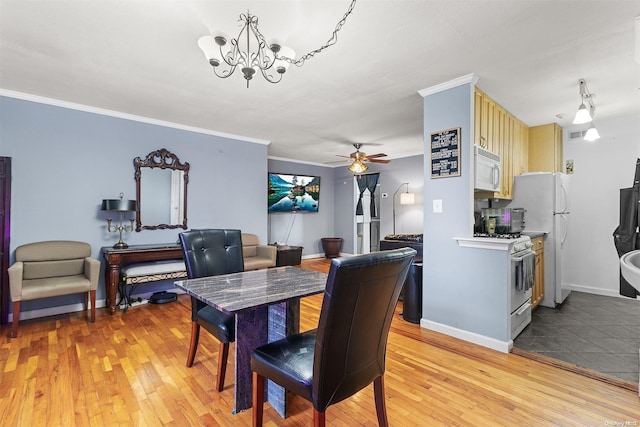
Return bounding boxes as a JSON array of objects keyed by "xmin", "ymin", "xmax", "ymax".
[{"xmin": 513, "ymin": 291, "xmax": 640, "ymax": 383}]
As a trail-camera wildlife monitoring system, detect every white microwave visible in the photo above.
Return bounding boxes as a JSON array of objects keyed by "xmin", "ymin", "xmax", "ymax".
[{"xmin": 474, "ymin": 146, "xmax": 501, "ymax": 192}]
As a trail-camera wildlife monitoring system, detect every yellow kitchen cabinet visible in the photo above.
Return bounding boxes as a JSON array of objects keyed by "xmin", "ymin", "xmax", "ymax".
[
  {"xmin": 512, "ymin": 119, "xmax": 529, "ymax": 178},
  {"xmin": 528, "ymin": 123, "xmax": 563, "ymax": 172},
  {"xmin": 531, "ymin": 236, "xmax": 544, "ymax": 309},
  {"xmin": 474, "ymin": 87, "xmax": 529, "ymax": 200},
  {"xmin": 474, "ymin": 88, "xmax": 482, "ymax": 147},
  {"xmin": 480, "ymin": 93, "xmax": 496, "ymax": 152}
]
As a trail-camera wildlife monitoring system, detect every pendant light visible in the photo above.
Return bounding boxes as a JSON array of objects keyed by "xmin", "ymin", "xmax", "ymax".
[{"xmin": 572, "ymin": 79, "xmax": 594, "ymax": 125}]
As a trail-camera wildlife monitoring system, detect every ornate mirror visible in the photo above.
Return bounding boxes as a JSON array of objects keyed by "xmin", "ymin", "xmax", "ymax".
[{"xmin": 134, "ymin": 148, "xmax": 189, "ymax": 231}]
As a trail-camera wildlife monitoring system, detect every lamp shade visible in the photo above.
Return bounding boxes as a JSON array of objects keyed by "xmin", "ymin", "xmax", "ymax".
[
  {"xmin": 583, "ymin": 124, "xmax": 600, "ymax": 142},
  {"xmin": 101, "ymin": 199, "xmax": 137, "ymax": 212},
  {"xmin": 348, "ymin": 160, "xmax": 368, "ymax": 174},
  {"xmin": 198, "ymin": 35, "xmax": 222, "ymax": 66},
  {"xmin": 572, "ymin": 103, "xmax": 592, "ymax": 124},
  {"xmin": 400, "ymin": 192, "xmax": 415, "ymax": 205}
]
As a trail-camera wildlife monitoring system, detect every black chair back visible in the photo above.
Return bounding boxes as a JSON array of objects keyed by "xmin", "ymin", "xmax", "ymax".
[
  {"xmin": 179, "ymin": 229, "xmax": 245, "ymax": 319},
  {"xmin": 179, "ymin": 229, "xmax": 244, "ymax": 279},
  {"xmin": 312, "ymin": 247, "xmax": 416, "ymax": 411}
]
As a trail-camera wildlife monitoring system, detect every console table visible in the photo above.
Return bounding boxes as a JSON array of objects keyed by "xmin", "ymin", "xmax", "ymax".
[{"xmin": 102, "ymin": 244, "xmax": 184, "ymax": 314}]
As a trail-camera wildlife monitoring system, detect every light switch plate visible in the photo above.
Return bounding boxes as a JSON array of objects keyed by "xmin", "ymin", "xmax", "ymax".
[{"xmin": 433, "ymin": 199, "xmax": 443, "ymax": 213}]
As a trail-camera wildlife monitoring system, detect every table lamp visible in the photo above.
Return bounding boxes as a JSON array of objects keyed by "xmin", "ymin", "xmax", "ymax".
[{"xmin": 101, "ymin": 193, "xmax": 138, "ymax": 248}]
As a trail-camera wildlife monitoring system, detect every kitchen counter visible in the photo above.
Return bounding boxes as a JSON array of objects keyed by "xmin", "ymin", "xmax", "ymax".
[
  {"xmin": 454, "ymin": 236, "xmax": 529, "ymax": 251},
  {"xmin": 522, "ymin": 231, "xmax": 547, "ymax": 239}
]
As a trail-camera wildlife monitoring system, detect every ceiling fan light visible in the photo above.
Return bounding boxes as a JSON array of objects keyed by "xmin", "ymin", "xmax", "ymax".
[
  {"xmin": 583, "ymin": 124, "xmax": 600, "ymax": 141},
  {"xmin": 348, "ymin": 160, "xmax": 368, "ymax": 174},
  {"xmin": 572, "ymin": 103, "xmax": 592, "ymax": 124}
]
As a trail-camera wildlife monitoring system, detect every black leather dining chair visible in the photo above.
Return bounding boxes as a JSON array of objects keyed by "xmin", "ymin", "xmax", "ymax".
[
  {"xmin": 250, "ymin": 247, "xmax": 416, "ymax": 427},
  {"xmin": 179, "ymin": 229, "xmax": 244, "ymax": 392}
]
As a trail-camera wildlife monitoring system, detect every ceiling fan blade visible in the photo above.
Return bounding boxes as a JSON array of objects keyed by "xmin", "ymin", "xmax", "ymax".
[
  {"xmin": 335, "ymin": 154, "xmax": 353, "ymax": 159},
  {"xmin": 368, "ymin": 158, "xmax": 391, "ymax": 164},
  {"xmin": 365, "ymin": 153, "xmax": 387, "ymax": 159}
]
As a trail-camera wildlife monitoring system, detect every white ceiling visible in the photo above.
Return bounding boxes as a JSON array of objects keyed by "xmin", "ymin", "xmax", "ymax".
[{"xmin": 1, "ymin": 0, "xmax": 639, "ymax": 165}]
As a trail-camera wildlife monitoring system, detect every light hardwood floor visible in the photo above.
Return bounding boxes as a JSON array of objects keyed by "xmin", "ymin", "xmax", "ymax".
[{"xmin": 1, "ymin": 258, "xmax": 638, "ymax": 426}]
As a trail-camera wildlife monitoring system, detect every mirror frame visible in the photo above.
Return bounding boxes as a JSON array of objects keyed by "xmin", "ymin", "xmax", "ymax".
[{"xmin": 134, "ymin": 148, "xmax": 190, "ymax": 231}]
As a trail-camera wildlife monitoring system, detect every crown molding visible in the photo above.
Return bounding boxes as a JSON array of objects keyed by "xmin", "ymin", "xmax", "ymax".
[
  {"xmin": 418, "ymin": 73, "xmax": 479, "ymax": 98},
  {"xmin": 0, "ymin": 89, "xmax": 270, "ymax": 145}
]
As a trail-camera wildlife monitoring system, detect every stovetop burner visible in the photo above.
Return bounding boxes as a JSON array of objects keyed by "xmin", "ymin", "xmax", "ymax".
[{"xmin": 473, "ymin": 232, "xmax": 522, "ymax": 239}]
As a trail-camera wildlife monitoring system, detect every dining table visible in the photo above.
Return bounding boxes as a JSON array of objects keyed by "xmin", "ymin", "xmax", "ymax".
[{"xmin": 174, "ymin": 266, "xmax": 328, "ymax": 417}]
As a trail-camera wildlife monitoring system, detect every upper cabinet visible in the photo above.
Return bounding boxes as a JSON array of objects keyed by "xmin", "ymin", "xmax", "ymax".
[
  {"xmin": 474, "ymin": 88, "xmax": 529, "ymax": 200},
  {"xmin": 528, "ymin": 123, "xmax": 563, "ymax": 173}
]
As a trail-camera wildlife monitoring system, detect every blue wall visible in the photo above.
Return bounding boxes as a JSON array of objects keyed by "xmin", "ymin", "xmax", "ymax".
[
  {"xmin": 421, "ymin": 81, "xmax": 511, "ymax": 344},
  {"xmin": 1, "ymin": 95, "xmax": 268, "ymax": 314},
  {"xmin": 267, "ymin": 159, "xmax": 336, "ymax": 256}
]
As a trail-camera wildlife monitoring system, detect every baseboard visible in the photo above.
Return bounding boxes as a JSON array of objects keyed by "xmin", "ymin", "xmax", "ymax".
[
  {"xmin": 9, "ymin": 287, "xmax": 186, "ymax": 321},
  {"xmin": 568, "ymin": 284, "xmax": 640, "ymax": 299},
  {"xmin": 420, "ymin": 319, "xmax": 512, "ymax": 353}
]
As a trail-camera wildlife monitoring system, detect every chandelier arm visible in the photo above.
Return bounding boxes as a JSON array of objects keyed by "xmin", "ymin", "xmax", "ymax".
[
  {"xmin": 218, "ymin": 38, "xmax": 242, "ymax": 68},
  {"xmin": 249, "ymin": 24, "xmax": 276, "ymax": 71},
  {"xmin": 248, "ymin": 16, "xmax": 277, "ymax": 71},
  {"xmin": 212, "ymin": 66, "xmax": 237, "ymax": 79},
  {"xmin": 259, "ymin": 68, "xmax": 284, "ymax": 84}
]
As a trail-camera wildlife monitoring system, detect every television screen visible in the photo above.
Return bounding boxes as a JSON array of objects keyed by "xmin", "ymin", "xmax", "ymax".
[{"xmin": 268, "ymin": 173, "xmax": 320, "ymax": 213}]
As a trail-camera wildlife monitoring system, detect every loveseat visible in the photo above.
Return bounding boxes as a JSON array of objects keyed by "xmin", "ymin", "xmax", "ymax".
[{"xmin": 242, "ymin": 233, "xmax": 276, "ymax": 270}]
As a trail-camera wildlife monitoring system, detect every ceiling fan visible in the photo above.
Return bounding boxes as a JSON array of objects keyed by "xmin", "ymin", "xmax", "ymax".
[{"xmin": 333, "ymin": 143, "xmax": 390, "ymax": 173}]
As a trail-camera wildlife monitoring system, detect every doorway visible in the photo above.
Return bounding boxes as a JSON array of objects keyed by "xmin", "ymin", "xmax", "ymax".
[
  {"xmin": 355, "ymin": 173, "xmax": 380, "ymax": 255},
  {"xmin": 0, "ymin": 157, "xmax": 11, "ymax": 324}
]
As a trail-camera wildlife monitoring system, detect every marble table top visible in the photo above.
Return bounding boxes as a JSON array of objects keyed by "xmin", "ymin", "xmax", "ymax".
[{"xmin": 175, "ymin": 266, "xmax": 328, "ymax": 315}]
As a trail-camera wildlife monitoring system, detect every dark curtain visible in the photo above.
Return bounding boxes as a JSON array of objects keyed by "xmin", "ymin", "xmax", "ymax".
[
  {"xmin": 613, "ymin": 158, "xmax": 640, "ymax": 298},
  {"xmin": 355, "ymin": 173, "xmax": 380, "ymax": 216}
]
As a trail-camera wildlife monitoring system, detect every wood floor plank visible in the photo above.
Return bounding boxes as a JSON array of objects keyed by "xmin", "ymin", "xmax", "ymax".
[{"xmin": 1, "ymin": 258, "xmax": 638, "ymax": 426}]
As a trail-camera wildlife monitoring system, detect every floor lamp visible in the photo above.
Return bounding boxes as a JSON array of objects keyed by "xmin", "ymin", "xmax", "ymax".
[{"xmin": 393, "ymin": 183, "xmax": 415, "ymax": 234}]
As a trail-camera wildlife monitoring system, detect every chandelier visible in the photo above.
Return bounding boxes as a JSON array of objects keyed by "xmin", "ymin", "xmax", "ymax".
[{"xmin": 197, "ymin": 0, "xmax": 357, "ymax": 87}]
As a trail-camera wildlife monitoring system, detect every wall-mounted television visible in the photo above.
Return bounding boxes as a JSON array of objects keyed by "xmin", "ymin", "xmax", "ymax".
[{"xmin": 268, "ymin": 173, "xmax": 320, "ymax": 213}]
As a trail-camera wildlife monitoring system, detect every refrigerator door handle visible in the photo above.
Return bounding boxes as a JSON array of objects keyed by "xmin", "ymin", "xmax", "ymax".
[
  {"xmin": 559, "ymin": 183, "xmax": 569, "ymax": 212},
  {"xmin": 559, "ymin": 213, "xmax": 569, "ymax": 247}
]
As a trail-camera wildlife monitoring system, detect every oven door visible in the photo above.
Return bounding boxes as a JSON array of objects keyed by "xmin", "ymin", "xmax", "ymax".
[{"xmin": 510, "ymin": 250, "xmax": 534, "ymax": 339}]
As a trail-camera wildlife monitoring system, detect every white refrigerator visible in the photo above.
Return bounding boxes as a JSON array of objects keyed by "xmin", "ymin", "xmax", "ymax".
[{"xmin": 510, "ymin": 172, "xmax": 571, "ymax": 308}]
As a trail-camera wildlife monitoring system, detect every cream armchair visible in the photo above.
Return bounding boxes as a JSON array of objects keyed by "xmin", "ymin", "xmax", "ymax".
[
  {"xmin": 241, "ymin": 233, "xmax": 276, "ymax": 270},
  {"xmin": 8, "ymin": 241, "xmax": 100, "ymax": 337}
]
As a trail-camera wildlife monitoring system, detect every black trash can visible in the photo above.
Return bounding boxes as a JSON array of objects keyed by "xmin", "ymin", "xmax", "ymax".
[{"xmin": 401, "ymin": 262, "xmax": 423, "ymax": 324}]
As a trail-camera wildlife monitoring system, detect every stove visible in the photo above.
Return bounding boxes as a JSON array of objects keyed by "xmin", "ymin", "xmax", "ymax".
[{"xmin": 473, "ymin": 232, "xmax": 522, "ymax": 239}]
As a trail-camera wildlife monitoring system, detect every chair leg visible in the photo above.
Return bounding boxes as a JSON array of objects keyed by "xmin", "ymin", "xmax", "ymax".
[
  {"xmin": 373, "ymin": 375, "xmax": 389, "ymax": 427},
  {"xmin": 216, "ymin": 342, "xmax": 229, "ymax": 392},
  {"xmin": 11, "ymin": 301, "xmax": 20, "ymax": 338},
  {"xmin": 186, "ymin": 322, "xmax": 200, "ymax": 367},
  {"xmin": 252, "ymin": 371, "xmax": 265, "ymax": 427},
  {"xmin": 89, "ymin": 290, "xmax": 96, "ymax": 323},
  {"xmin": 313, "ymin": 409, "xmax": 326, "ymax": 427}
]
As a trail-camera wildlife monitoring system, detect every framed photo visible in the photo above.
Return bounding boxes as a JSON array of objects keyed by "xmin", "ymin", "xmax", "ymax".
[{"xmin": 430, "ymin": 127, "xmax": 461, "ymax": 178}]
